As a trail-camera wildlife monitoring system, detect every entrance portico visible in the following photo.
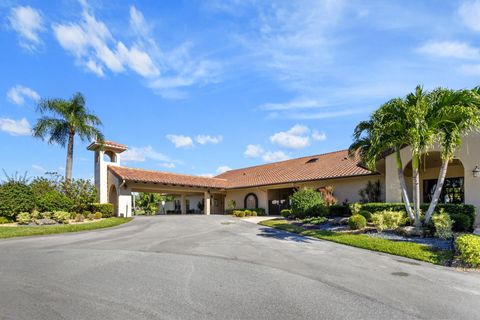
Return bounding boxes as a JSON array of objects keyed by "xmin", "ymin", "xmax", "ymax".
[{"xmin": 88, "ymin": 141, "xmax": 227, "ymax": 217}]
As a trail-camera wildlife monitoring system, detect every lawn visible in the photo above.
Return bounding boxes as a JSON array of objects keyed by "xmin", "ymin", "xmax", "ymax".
[
  {"xmin": 0, "ymin": 217, "xmax": 132, "ymax": 239},
  {"xmin": 259, "ymin": 219, "xmax": 453, "ymax": 265}
]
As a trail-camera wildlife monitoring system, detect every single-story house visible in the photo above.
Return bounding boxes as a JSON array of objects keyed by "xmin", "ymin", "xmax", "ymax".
[{"xmin": 87, "ymin": 134, "xmax": 480, "ymax": 226}]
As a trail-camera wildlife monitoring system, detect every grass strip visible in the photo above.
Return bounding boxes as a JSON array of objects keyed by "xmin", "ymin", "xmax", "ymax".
[
  {"xmin": 0, "ymin": 218, "xmax": 132, "ymax": 239},
  {"xmin": 259, "ymin": 219, "xmax": 453, "ymax": 265}
]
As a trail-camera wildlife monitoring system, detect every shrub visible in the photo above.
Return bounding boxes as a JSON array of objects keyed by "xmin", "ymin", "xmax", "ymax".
[
  {"xmin": 35, "ymin": 190, "xmax": 73, "ymax": 213},
  {"xmin": 40, "ymin": 212, "xmax": 52, "ymax": 219},
  {"xmin": 82, "ymin": 210, "xmax": 92, "ymax": 218},
  {"xmin": 53, "ymin": 211, "xmax": 70, "ymax": 224},
  {"xmin": 372, "ymin": 211, "xmax": 406, "ymax": 231},
  {"xmin": 349, "ymin": 203, "xmax": 362, "ymax": 215},
  {"xmin": 432, "ymin": 211, "xmax": 453, "ymax": 239},
  {"xmin": 301, "ymin": 216, "xmax": 327, "ymax": 225},
  {"xmin": 94, "ymin": 212, "xmax": 103, "ymax": 219},
  {"xmin": 89, "ymin": 203, "xmax": 114, "ymax": 218},
  {"xmin": 328, "ymin": 205, "xmax": 351, "ymax": 217},
  {"xmin": 455, "ymin": 234, "xmax": 480, "ymax": 267},
  {"xmin": 290, "ymin": 188, "xmax": 325, "ymax": 219},
  {"xmin": 0, "ymin": 216, "xmax": 13, "ymax": 224},
  {"xmin": 0, "ymin": 182, "xmax": 35, "ymax": 219},
  {"xmin": 450, "ymin": 213, "xmax": 472, "ymax": 233},
  {"xmin": 74, "ymin": 213, "xmax": 85, "ymax": 222},
  {"xmin": 233, "ymin": 210, "xmax": 246, "ymax": 218},
  {"xmin": 280, "ymin": 209, "xmax": 293, "ymax": 218},
  {"xmin": 16, "ymin": 212, "xmax": 31, "ymax": 225},
  {"xmin": 87, "ymin": 213, "xmax": 96, "ymax": 220},
  {"xmin": 62, "ymin": 179, "xmax": 97, "ymax": 213},
  {"xmin": 30, "ymin": 210, "xmax": 41, "ymax": 220},
  {"xmin": 252, "ymin": 208, "xmax": 266, "ymax": 216},
  {"xmin": 348, "ymin": 214, "xmax": 366, "ymax": 230},
  {"xmin": 358, "ymin": 210, "xmax": 372, "ymax": 222}
]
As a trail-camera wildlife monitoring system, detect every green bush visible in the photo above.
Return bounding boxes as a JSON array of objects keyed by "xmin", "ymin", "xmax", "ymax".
[
  {"xmin": 89, "ymin": 203, "xmax": 114, "ymax": 218},
  {"xmin": 233, "ymin": 210, "xmax": 246, "ymax": 218},
  {"xmin": 252, "ymin": 208, "xmax": 266, "ymax": 216},
  {"xmin": 349, "ymin": 203, "xmax": 362, "ymax": 215},
  {"xmin": 432, "ymin": 211, "xmax": 453, "ymax": 239},
  {"xmin": 16, "ymin": 212, "xmax": 32, "ymax": 225},
  {"xmin": 455, "ymin": 234, "xmax": 480, "ymax": 267},
  {"xmin": 290, "ymin": 188, "xmax": 325, "ymax": 219},
  {"xmin": 349, "ymin": 214, "xmax": 367, "ymax": 230},
  {"xmin": 74, "ymin": 213, "xmax": 85, "ymax": 222},
  {"xmin": 40, "ymin": 212, "xmax": 52, "ymax": 219},
  {"xmin": 361, "ymin": 203, "xmax": 475, "ymax": 232},
  {"xmin": 301, "ymin": 217, "xmax": 327, "ymax": 225},
  {"xmin": 0, "ymin": 182, "xmax": 35, "ymax": 219},
  {"xmin": 53, "ymin": 211, "xmax": 70, "ymax": 224},
  {"xmin": 94, "ymin": 212, "xmax": 103, "ymax": 219},
  {"xmin": 87, "ymin": 213, "xmax": 96, "ymax": 220},
  {"xmin": 0, "ymin": 216, "xmax": 13, "ymax": 224},
  {"xmin": 358, "ymin": 210, "xmax": 372, "ymax": 222},
  {"xmin": 280, "ymin": 209, "xmax": 292, "ymax": 218},
  {"xmin": 328, "ymin": 205, "xmax": 351, "ymax": 217},
  {"xmin": 30, "ymin": 210, "xmax": 41, "ymax": 220},
  {"xmin": 372, "ymin": 211, "xmax": 406, "ymax": 231},
  {"xmin": 35, "ymin": 190, "xmax": 73, "ymax": 212},
  {"xmin": 82, "ymin": 210, "xmax": 92, "ymax": 218}
]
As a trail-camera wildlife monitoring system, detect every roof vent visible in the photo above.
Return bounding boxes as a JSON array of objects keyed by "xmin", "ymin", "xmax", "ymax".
[{"xmin": 306, "ymin": 158, "xmax": 319, "ymax": 164}]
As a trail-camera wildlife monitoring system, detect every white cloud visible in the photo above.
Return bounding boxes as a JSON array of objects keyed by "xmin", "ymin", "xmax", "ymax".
[
  {"xmin": 122, "ymin": 146, "xmax": 170, "ymax": 162},
  {"xmin": 158, "ymin": 162, "xmax": 176, "ymax": 169},
  {"xmin": 53, "ymin": 2, "xmax": 217, "ymax": 98},
  {"xmin": 244, "ymin": 144, "xmax": 264, "ymax": 158},
  {"xmin": 312, "ymin": 130, "xmax": 327, "ymax": 141},
  {"xmin": 262, "ymin": 151, "xmax": 290, "ymax": 163},
  {"xmin": 458, "ymin": 0, "xmax": 480, "ymax": 32},
  {"xmin": 261, "ymin": 99, "xmax": 327, "ymax": 111},
  {"xmin": 8, "ymin": 6, "xmax": 44, "ymax": 51},
  {"xmin": 199, "ymin": 173, "xmax": 214, "ymax": 178},
  {"xmin": 31, "ymin": 164, "xmax": 45, "ymax": 173},
  {"xmin": 166, "ymin": 134, "xmax": 194, "ymax": 148},
  {"xmin": 417, "ymin": 41, "xmax": 480, "ymax": 60},
  {"xmin": 270, "ymin": 124, "xmax": 315, "ymax": 149},
  {"xmin": 0, "ymin": 118, "xmax": 32, "ymax": 136},
  {"xmin": 216, "ymin": 165, "xmax": 232, "ymax": 174},
  {"xmin": 7, "ymin": 85, "xmax": 40, "ymax": 105},
  {"xmin": 195, "ymin": 135, "xmax": 223, "ymax": 145}
]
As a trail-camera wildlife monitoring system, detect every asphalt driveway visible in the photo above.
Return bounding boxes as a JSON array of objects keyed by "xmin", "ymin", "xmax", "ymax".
[{"xmin": 0, "ymin": 215, "xmax": 479, "ymax": 320}]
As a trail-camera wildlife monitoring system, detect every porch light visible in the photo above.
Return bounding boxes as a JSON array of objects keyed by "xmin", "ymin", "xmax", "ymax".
[{"xmin": 473, "ymin": 165, "xmax": 480, "ymax": 178}]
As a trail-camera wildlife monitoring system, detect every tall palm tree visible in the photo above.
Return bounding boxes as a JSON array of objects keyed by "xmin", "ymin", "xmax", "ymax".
[
  {"xmin": 423, "ymin": 88, "xmax": 480, "ymax": 223},
  {"xmin": 349, "ymin": 98, "xmax": 415, "ymax": 221},
  {"xmin": 33, "ymin": 92, "xmax": 104, "ymax": 181}
]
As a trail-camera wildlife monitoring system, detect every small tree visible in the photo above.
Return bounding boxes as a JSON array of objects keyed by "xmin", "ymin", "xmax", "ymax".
[{"xmin": 290, "ymin": 188, "xmax": 325, "ymax": 219}]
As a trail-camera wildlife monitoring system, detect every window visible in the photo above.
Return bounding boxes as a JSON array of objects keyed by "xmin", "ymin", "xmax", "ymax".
[
  {"xmin": 424, "ymin": 177, "xmax": 464, "ymax": 204},
  {"xmin": 244, "ymin": 193, "xmax": 258, "ymax": 209},
  {"xmin": 306, "ymin": 158, "xmax": 319, "ymax": 164}
]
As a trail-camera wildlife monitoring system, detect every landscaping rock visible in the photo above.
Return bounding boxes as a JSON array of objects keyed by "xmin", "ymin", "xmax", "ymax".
[
  {"xmin": 396, "ymin": 226, "xmax": 425, "ymax": 237},
  {"xmin": 35, "ymin": 218, "xmax": 57, "ymax": 226},
  {"xmin": 331, "ymin": 217, "xmax": 349, "ymax": 226}
]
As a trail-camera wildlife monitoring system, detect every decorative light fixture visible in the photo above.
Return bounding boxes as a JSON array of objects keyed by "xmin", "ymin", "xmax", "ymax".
[{"xmin": 473, "ymin": 165, "xmax": 480, "ymax": 178}]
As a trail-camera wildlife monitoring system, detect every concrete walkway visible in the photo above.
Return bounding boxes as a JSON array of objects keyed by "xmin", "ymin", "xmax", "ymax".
[{"xmin": 0, "ymin": 215, "xmax": 479, "ymax": 320}]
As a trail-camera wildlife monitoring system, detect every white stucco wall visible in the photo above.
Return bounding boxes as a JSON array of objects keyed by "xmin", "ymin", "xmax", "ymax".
[{"xmin": 385, "ymin": 132, "xmax": 480, "ymax": 225}]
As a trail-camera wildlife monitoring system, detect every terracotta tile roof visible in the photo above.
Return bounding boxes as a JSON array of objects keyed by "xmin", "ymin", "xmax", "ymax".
[
  {"xmin": 108, "ymin": 150, "xmax": 375, "ymax": 190},
  {"xmin": 109, "ymin": 166, "xmax": 228, "ymax": 189},
  {"xmin": 87, "ymin": 140, "xmax": 128, "ymax": 152},
  {"xmin": 215, "ymin": 149, "xmax": 376, "ymax": 189}
]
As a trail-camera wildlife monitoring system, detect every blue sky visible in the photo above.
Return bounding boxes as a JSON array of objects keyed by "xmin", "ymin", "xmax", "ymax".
[{"xmin": 1, "ymin": 0, "xmax": 480, "ymax": 179}]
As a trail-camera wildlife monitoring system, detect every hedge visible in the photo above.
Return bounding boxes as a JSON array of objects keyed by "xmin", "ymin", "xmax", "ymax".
[
  {"xmin": 89, "ymin": 203, "xmax": 114, "ymax": 218},
  {"xmin": 0, "ymin": 182, "xmax": 35, "ymax": 219},
  {"xmin": 360, "ymin": 203, "xmax": 476, "ymax": 232},
  {"xmin": 328, "ymin": 205, "xmax": 351, "ymax": 217},
  {"xmin": 35, "ymin": 190, "xmax": 74, "ymax": 212}
]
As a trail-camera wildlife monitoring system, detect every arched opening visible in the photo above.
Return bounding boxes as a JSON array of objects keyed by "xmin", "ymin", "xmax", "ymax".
[
  {"xmin": 109, "ymin": 185, "xmax": 118, "ymax": 216},
  {"xmin": 103, "ymin": 151, "xmax": 117, "ymax": 163},
  {"xmin": 403, "ymin": 152, "xmax": 465, "ymax": 204},
  {"xmin": 244, "ymin": 193, "xmax": 258, "ymax": 209}
]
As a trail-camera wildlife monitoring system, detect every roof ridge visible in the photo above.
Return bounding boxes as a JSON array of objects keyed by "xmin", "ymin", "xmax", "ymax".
[
  {"xmin": 109, "ymin": 165, "xmax": 228, "ymax": 181},
  {"xmin": 214, "ymin": 149, "xmax": 350, "ymax": 177}
]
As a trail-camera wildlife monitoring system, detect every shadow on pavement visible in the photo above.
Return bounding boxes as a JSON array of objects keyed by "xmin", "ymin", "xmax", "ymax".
[{"xmin": 257, "ymin": 227, "xmax": 317, "ymax": 243}]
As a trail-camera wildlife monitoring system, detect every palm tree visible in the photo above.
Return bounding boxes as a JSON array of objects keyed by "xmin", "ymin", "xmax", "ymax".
[
  {"xmin": 33, "ymin": 92, "xmax": 104, "ymax": 181},
  {"xmin": 349, "ymin": 98, "xmax": 415, "ymax": 221},
  {"xmin": 423, "ymin": 88, "xmax": 480, "ymax": 223}
]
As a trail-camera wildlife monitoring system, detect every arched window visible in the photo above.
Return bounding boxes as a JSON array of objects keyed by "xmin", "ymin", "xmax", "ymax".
[{"xmin": 244, "ymin": 193, "xmax": 258, "ymax": 209}]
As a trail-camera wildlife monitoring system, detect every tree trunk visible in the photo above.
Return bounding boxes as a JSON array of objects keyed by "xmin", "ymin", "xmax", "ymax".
[
  {"xmin": 411, "ymin": 153, "xmax": 422, "ymax": 228},
  {"xmin": 395, "ymin": 148, "xmax": 415, "ymax": 220},
  {"xmin": 65, "ymin": 130, "xmax": 75, "ymax": 181},
  {"xmin": 424, "ymin": 159, "xmax": 449, "ymax": 224}
]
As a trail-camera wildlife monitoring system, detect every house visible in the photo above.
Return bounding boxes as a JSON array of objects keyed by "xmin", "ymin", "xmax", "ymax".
[{"xmin": 87, "ymin": 134, "xmax": 480, "ymax": 226}]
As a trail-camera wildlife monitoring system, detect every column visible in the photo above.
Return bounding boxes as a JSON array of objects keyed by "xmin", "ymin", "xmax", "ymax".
[
  {"xmin": 204, "ymin": 192, "xmax": 211, "ymax": 215},
  {"xmin": 181, "ymin": 194, "xmax": 187, "ymax": 215}
]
